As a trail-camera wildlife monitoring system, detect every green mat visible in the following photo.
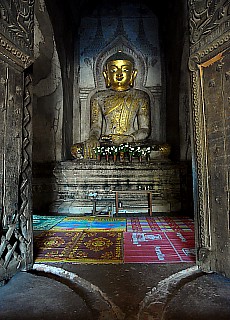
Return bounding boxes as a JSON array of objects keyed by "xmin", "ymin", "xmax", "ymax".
[{"xmin": 33, "ymin": 215, "xmax": 66, "ymax": 231}]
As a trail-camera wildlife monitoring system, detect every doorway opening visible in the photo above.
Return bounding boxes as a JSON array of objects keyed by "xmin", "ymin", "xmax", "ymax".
[{"xmin": 32, "ymin": 0, "xmax": 195, "ymax": 267}]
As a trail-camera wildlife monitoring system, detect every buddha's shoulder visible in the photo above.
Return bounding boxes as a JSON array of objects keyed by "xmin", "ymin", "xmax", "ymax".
[
  {"xmin": 132, "ymin": 88, "xmax": 150, "ymax": 98},
  {"xmin": 91, "ymin": 90, "xmax": 110, "ymax": 99},
  {"xmin": 90, "ymin": 89, "xmax": 149, "ymax": 100},
  {"xmin": 132, "ymin": 89, "xmax": 148, "ymax": 96}
]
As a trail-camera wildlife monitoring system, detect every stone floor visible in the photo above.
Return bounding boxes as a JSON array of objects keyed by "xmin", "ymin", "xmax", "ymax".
[{"xmin": 1, "ymin": 261, "xmax": 230, "ymax": 320}]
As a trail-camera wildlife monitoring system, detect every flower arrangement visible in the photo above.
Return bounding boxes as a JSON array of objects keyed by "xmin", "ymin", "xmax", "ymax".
[
  {"xmin": 93, "ymin": 146, "xmax": 102, "ymax": 156},
  {"xmin": 128, "ymin": 145, "xmax": 135, "ymax": 155},
  {"xmin": 110, "ymin": 146, "xmax": 119, "ymax": 155},
  {"xmin": 118, "ymin": 143, "xmax": 130, "ymax": 153},
  {"xmin": 104, "ymin": 147, "xmax": 110, "ymax": 155},
  {"xmin": 93, "ymin": 146, "xmax": 106, "ymax": 160},
  {"xmin": 93, "ymin": 143, "xmax": 154, "ymax": 162},
  {"xmin": 134, "ymin": 146, "xmax": 142, "ymax": 156},
  {"xmin": 144, "ymin": 146, "xmax": 151, "ymax": 161},
  {"xmin": 145, "ymin": 146, "xmax": 151, "ymax": 154}
]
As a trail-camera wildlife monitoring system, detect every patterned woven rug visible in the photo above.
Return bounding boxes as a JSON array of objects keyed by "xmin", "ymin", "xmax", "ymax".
[
  {"xmin": 33, "ymin": 215, "xmax": 66, "ymax": 231},
  {"xmin": 126, "ymin": 217, "xmax": 194, "ymax": 232},
  {"xmin": 34, "ymin": 215, "xmax": 195, "ymax": 264},
  {"xmin": 34, "ymin": 231, "xmax": 81, "ymax": 262},
  {"xmin": 52, "ymin": 217, "xmax": 126, "ymax": 231},
  {"xmin": 67, "ymin": 231, "xmax": 123, "ymax": 263},
  {"xmin": 124, "ymin": 231, "xmax": 195, "ymax": 263},
  {"xmin": 34, "ymin": 230, "xmax": 123, "ymax": 263}
]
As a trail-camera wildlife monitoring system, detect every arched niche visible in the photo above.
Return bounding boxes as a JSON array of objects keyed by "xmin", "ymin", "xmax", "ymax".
[{"xmin": 74, "ymin": 2, "xmax": 165, "ymax": 143}]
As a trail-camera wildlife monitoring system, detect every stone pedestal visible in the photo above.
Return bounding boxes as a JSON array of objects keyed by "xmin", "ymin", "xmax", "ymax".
[{"xmin": 50, "ymin": 159, "xmax": 183, "ymax": 215}]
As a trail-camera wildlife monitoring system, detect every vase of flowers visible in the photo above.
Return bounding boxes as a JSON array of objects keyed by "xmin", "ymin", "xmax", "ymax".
[
  {"xmin": 128, "ymin": 145, "xmax": 135, "ymax": 162},
  {"xmin": 93, "ymin": 146, "xmax": 101, "ymax": 161},
  {"xmin": 104, "ymin": 147, "xmax": 110, "ymax": 162},
  {"xmin": 145, "ymin": 146, "xmax": 151, "ymax": 162},
  {"xmin": 110, "ymin": 146, "xmax": 118, "ymax": 162},
  {"xmin": 135, "ymin": 146, "xmax": 146, "ymax": 162},
  {"xmin": 118, "ymin": 143, "xmax": 129, "ymax": 162}
]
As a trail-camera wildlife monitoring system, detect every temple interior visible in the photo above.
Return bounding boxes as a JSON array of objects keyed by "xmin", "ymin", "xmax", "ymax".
[
  {"xmin": 1, "ymin": 1, "xmax": 230, "ymax": 319},
  {"xmin": 33, "ymin": 0, "xmax": 194, "ymax": 218}
]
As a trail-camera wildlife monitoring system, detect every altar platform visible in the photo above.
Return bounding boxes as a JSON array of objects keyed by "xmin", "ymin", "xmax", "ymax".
[{"xmin": 50, "ymin": 159, "xmax": 185, "ymax": 216}]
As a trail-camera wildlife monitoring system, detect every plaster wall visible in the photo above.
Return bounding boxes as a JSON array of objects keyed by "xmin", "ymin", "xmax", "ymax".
[
  {"xmin": 33, "ymin": 0, "xmax": 63, "ymax": 163},
  {"xmin": 179, "ymin": 44, "xmax": 192, "ymax": 161},
  {"xmin": 179, "ymin": 16, "xmax": 192, "ymax": 161},
  {"xmin": 32, "ymin": 0, "xmax": 65, "ymax": 212}
]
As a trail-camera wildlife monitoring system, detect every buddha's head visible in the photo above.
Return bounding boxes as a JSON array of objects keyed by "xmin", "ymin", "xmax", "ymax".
[{"xmin": 103, "ymin": 52, "xmax": 137, "ymax": 91}]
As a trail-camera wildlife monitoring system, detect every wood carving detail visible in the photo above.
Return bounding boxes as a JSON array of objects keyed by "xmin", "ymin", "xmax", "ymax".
[
  {"xmin": 189, "ymin": 0, "xmax": 230, "ymax": 274},
  {"xmin": 0, "ymin": 71, "xmax": 33, "ymax": 279},
  {"xmin": 191, "ymin": 70, "xmax": 208, "ymax": 248},
  {"xmin": 189, "ymin": 0, "xmax": 230, "ymax": 63},
  {"xmin": 189, "ymin": 4, "xmax": 230, "ymax": 254},
  {"xmin": 189, "ymin": 0, "xmax": 230, "ymax": 44},
  {"xmin": 0, "ymin": 0, "xmax": 34, "ymax": 68},
  {"xmin": 19, "ymin": 73, "xmax": 32, "ymax": 246}
]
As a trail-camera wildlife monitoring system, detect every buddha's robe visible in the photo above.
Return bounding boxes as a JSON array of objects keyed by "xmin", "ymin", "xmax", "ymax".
[{"xmin": 89, "ymin": 88, "xmax": 150, "ymax": 143}]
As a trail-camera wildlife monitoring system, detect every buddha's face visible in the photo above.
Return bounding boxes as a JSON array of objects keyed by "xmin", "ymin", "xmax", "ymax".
[{"xmin": 104, "ymin": 59, "xmax": 137, "ymax": 91}]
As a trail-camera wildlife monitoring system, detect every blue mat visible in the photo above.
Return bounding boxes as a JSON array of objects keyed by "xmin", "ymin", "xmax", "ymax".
[{"xmin": 52, "ymin": 217, "xmax": 126, "ymax": 231}]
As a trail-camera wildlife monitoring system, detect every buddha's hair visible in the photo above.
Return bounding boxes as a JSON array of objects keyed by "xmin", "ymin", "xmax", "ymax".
[{"xmin": 105, "ymin": 52, "xmax": 135, "ymax": 67}]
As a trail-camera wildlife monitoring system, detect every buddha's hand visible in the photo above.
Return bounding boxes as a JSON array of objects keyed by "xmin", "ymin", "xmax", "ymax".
[
  {"xmin": 84, "ymin": 136, "xmax": 100, "ymax": 159},
  {"xmin": 71, "ymin": 143, "xmax": 84, "ymax": 159},
  {"xmin": 110, "ymin": 134, "xmax": 134, "ymax": 145}
]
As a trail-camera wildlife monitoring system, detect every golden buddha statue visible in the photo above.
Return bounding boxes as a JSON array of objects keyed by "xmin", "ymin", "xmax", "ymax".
[{"xmin": 72, "ymin": 52, "xmax": 151, "ymax": 159}]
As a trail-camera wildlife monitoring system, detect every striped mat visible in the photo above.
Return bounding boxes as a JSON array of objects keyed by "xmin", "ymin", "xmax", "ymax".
[{"xmin": 126, "ymin": 216, "xmax": 194, "ymax": 232}]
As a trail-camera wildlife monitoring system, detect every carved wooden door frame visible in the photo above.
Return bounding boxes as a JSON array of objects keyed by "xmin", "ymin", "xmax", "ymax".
[
  {"xmin": 189, "ymin": 0, "xmax": 230, "ymax": 277},
  {"xmin": 0, "ymin": 0, "xmax": 34, "ymax": 285}
]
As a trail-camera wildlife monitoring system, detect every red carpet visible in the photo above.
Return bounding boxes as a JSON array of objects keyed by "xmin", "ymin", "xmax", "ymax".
[{"xmin": 123, "ymin": 231, "xmax": 195, "ymax": 263}]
